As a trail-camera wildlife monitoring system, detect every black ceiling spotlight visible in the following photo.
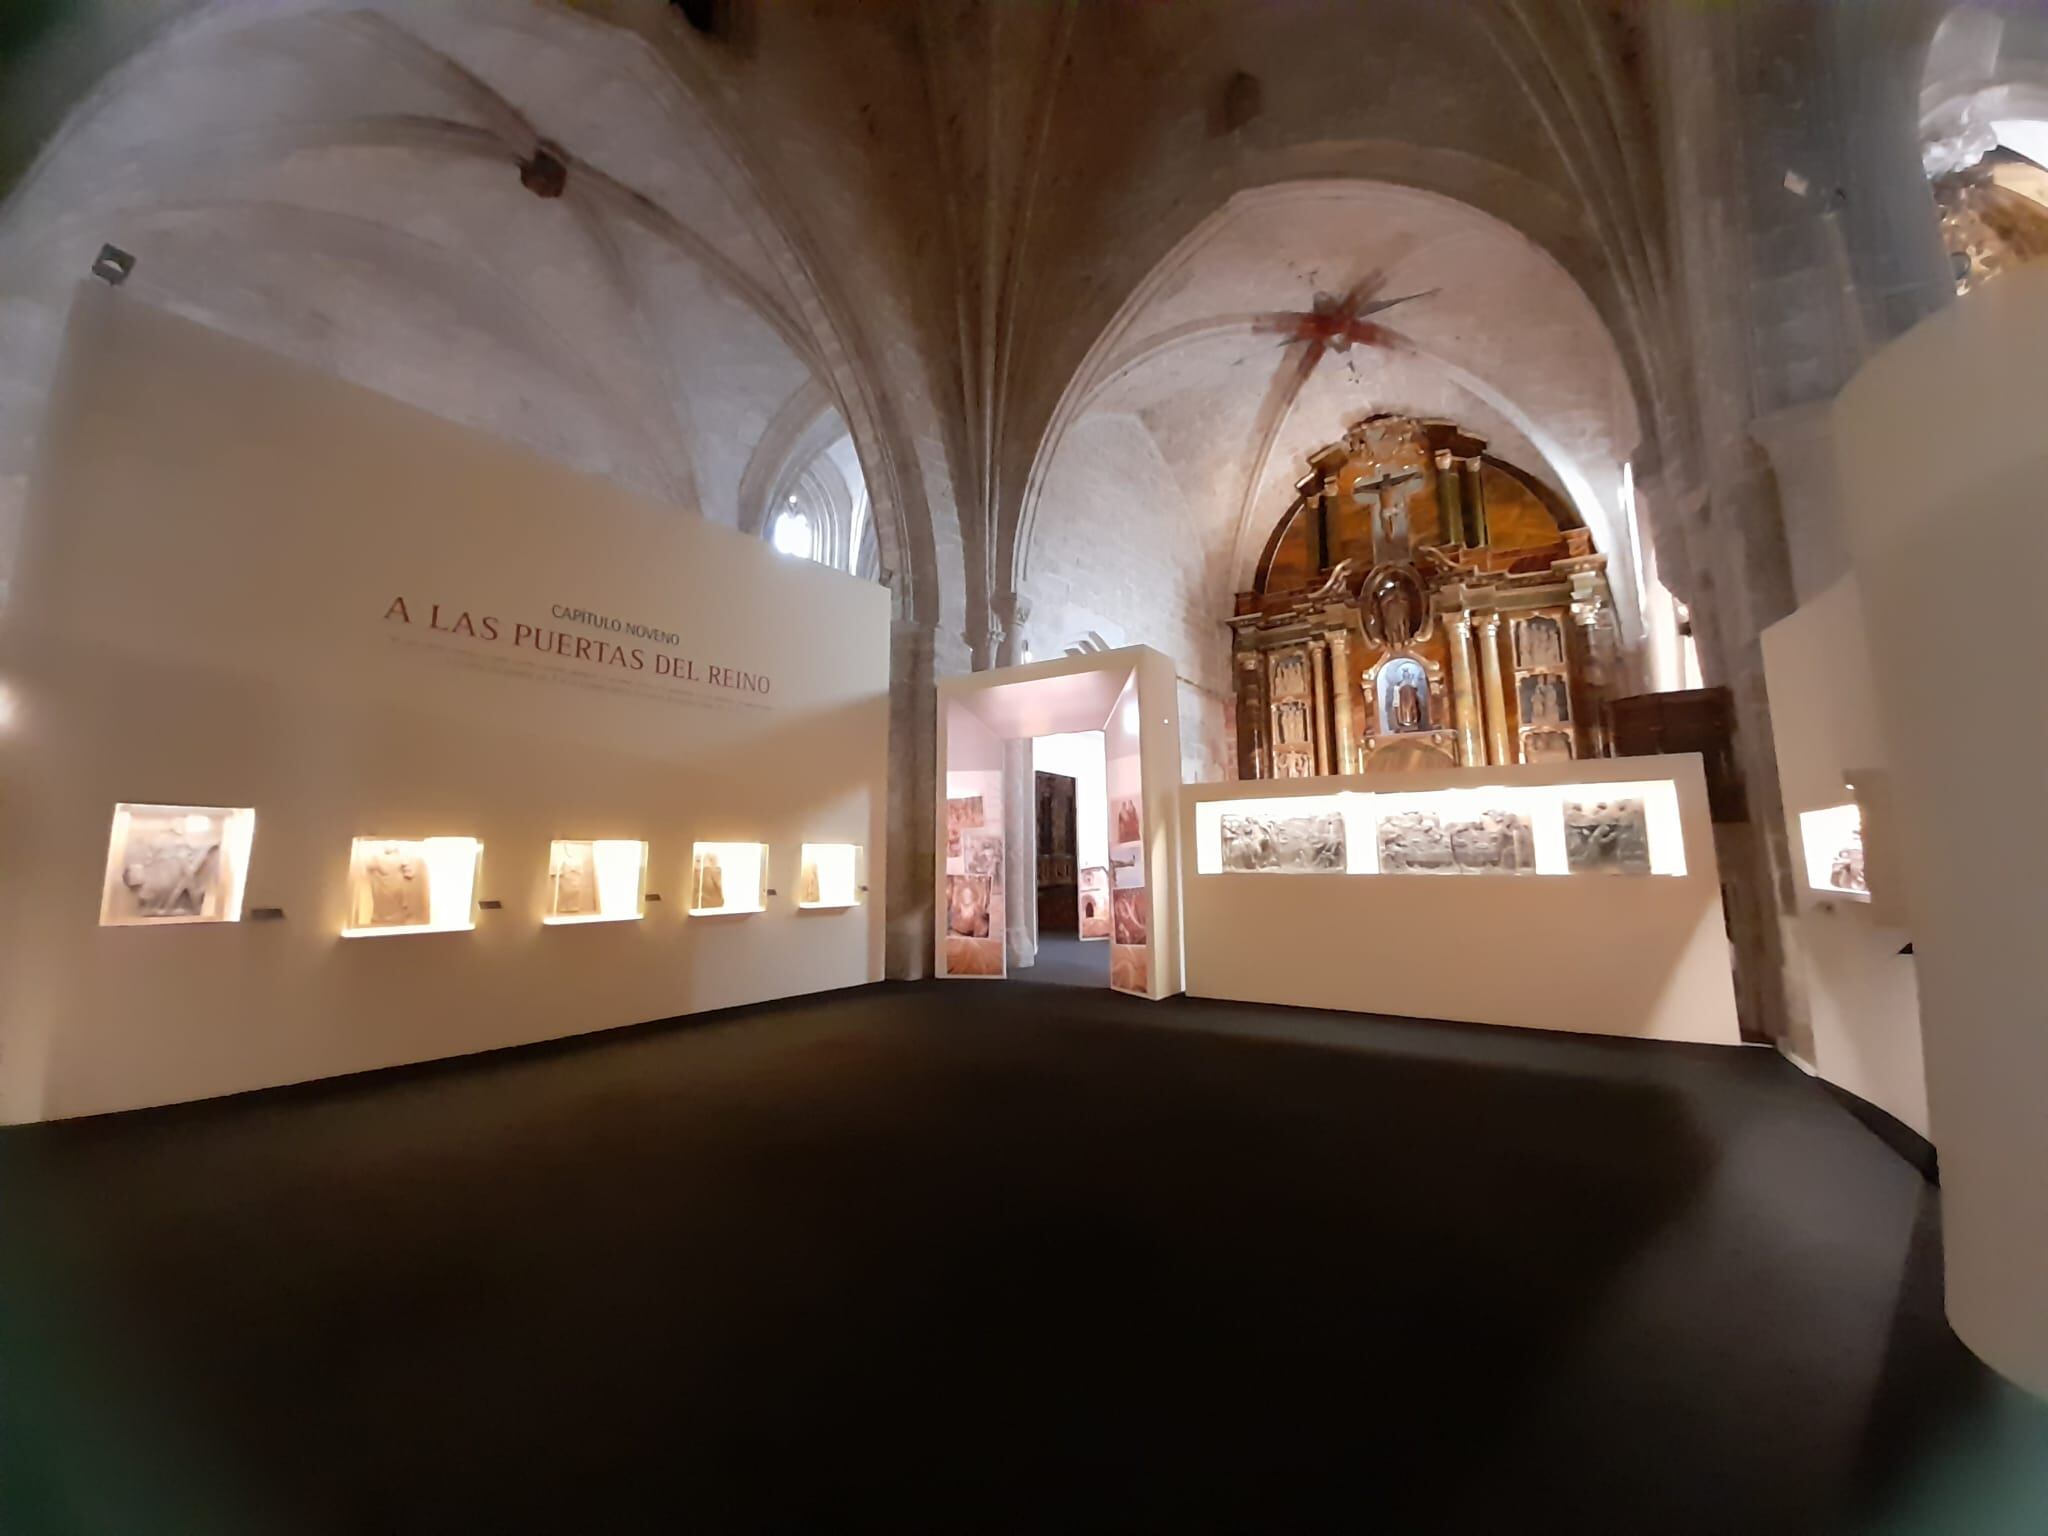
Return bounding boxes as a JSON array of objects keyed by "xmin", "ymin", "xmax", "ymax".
[
  {"xmin": 519, "ymin": 143, "xmax": 568, "ymax": 200},
  {"xmin": 91, "ymin": 243, "xmax": 135, "ymax": 285}
]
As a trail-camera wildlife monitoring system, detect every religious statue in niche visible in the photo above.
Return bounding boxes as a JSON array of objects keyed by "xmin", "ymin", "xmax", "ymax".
[
  {"xmin": 1376, "ymin": 811, "xmax": 1457, "ymax": 874},
  {"xmin": 1446, "ymin": 809, "xmax": 1536, "ymax": 875},
  {"xmin": 1830, "ymin": 827, "xmax": 1867, "ymax": 894},
  {"xmin": 961, "ymin": 829, "xmax": 1004, "ymax": 885},
  {"xmin": 1274, "ymin": 698, "xmax": 1311, "ymax": 748},
  {"xmin": 1565, "ymin": 798, "xmax": 1652, "ymax": 876},
  {"xmin": 692, "ymin": 848, "xmax": 725, "ymax": 910},
  {"xmin": 550, "ymin": 841, "xmax": 598, "ymax": 916},
  {"xmin": 1113, "ymin": 886, "xmax": 1149, "ymax": 946},
  {"xmin": 1377, "ymin": 656, "xmax": 1431, "ymax": 736},
  {"xmin": 946, "ymin": 796, "xmax": 984, "ymax": 860},
  {"xmin": 1362, "ymin": 563, "xmax": 1428, "ymax": 649},
  {"xmin": 1522, "ymin": 730, "xmax": 1575, "ymax": 764},
  {"xmin": 113, "ymin": 811, "xmax": 228, "ymax": 920},
  {"xmin": 1515, "ymin": 615, "xmax": 1566, "ymax": 671},
  {"xmin": 947, "ymin": 874, "xmax": 993, "ymax": 938},
  {"xmin": 1271, "ymin": 651, "xmax": 1310, "ymax": 698},
  {"xmin": 1519, "ymin": 674, "xmax": 1571, "ymax": 729},
  {"xmin": 354, "ymin": 839, "xmax": 432, "ymax": 927},
  {"xmin": 1079, "ymin": 866, "xmax": 1110, "ymax": 939},
  {"xmin": 1219, "ymin": 811, "xmax": 1347, "ymax": 873}
]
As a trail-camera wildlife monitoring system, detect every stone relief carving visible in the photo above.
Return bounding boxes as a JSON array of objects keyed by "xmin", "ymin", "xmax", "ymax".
[
  {"xmin": 1446, "ymin": 809, "xmax": 1536, "ymax": 875},
  {"xmin": 358, "ymin": 839, "xmax": 432, "ymax": 927},
  {"xmin": 1219, "ymin": 810, "xmax": 1346, "ymax": 873},
  {"xmin": 1830, "ymin": 829, "xmax": 1867, "ymax": 894},
  {"xmin": 1564, "ymin": 798, "xmax": 1652, "ymax": 875},
  {"xmin": 693, "ymin": 848, "xmax": 725, "ymax": 910},
  {"xmin": 1522, "ymin": 729, "xmax": 1575, "ymax": 764},
  {"xmin": 1271, "ymin": 651, "xmax": 1310, "ymax": 698},
  {"xmin": 1274, "ymin": 698, "xmax": 1310, "ymax": 748},
  {"xmin": 550, "ymin": 840, "xmax": 597, "ymax": 915},
  {"xmin": 115, "ymin": 811, "xmax": 227, "ymax": 920},
  {"xmin": 1376, "ymin": 811, "xmax": 1457, "ymax": 874}
]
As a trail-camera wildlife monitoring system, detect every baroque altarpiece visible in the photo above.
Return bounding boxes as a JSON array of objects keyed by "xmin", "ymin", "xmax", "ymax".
[{"xmin": 1229, "ymin": 414, "xmax": 1620, "ymax": 778}]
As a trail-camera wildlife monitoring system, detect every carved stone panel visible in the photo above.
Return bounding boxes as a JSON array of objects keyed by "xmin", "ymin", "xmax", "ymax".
[
  {"xmin": 1219, "ymin": 811, "xmax": 1346, "ymax": 873},
  {"xmin": 1564, "ymin": 798, "xmax": 1652, "ymax": 875}
]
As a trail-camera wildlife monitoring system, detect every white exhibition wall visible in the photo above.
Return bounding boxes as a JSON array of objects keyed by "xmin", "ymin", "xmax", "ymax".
[
  {"xmin": 0, "ymin": 285, "xmax": 890, "ymax": 1122},
  {"xmin": 1759, "ymin": 576, "xmax": 1928, "ymax": 1138},
  {"xmin": 1834, "ymin": 265, "xmax": 2048, "ymax": 1397},
  {"xmin": 1181, "ymin": 755, "xmax": 1741, "ymax": 1045}
]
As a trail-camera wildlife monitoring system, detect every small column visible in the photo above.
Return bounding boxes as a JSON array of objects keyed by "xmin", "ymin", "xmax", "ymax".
[
  {"xmin": 1446, "ymin": 610, "xmax": 1485, "ymax": 767},
  {"xmin": 1477, "ymin": 611, "xmax": 1514, "ymax": 764},
  {"xmin": 1307, "ymin": 636, "xmax": 1331, "ymax": 775},
  {"xmin": 1569, "ymin": 596, "xmax": 1611, "ymax": 758},
  {"xmin": 1460, "ymin": 456, "xmax": 1489, "ymax": 547},
  {"xmin": 1435, "ymin": 449, "xmax": 1466, "ymax": 547},
  {"xmin": 1263, "ymin": 649, "xmax": 1284, "ymax": 773},
  {"xmin": 1232, "ymin": 649, "xmax": 1264, "ymax": 780},
  {"xmin": 1327, "ymin": 627, "xmax": 1358, "ymax": 774}
]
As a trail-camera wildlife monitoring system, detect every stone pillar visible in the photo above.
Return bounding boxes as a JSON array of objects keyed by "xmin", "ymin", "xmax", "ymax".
[
  {"xmin": 1307, "ymin": 636, "xmax": 1331, "ymax": 775},
  {"xmin": 1327, "ymin": 628, "xmax": 1357, "ymax": 773},
  {"xmin": 1003, "ymin": 736, "xmax": 1036, "ymax": 969},
  {"xmin": 1477, "ymin": 612, "xmax": 1513, "ymax": 765},
  {"xmin": 885, "ymin": 618, "xmax": 937, "ymax": 979},
  {"xmin": 1446, "ymin": 610, "xmax": 1484, "ymax": 767}
]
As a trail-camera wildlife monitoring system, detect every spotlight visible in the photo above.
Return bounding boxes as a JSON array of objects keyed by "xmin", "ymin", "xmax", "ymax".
[{"xmin": 91, "ymin": 244, "xmax": 135, "ymax": 285}]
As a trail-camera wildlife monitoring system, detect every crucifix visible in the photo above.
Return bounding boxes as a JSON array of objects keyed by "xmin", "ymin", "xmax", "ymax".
[{"xmin": 1355, "ymin": 465, "xmax": 1426, "ymax": 564}]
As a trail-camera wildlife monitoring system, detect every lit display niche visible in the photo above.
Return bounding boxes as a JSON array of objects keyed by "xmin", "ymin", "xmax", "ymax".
[
  {"xmin": 343, "ymin": 836, "xmax": 482, "ymax": 937},
  {"xmin": 690, "ymin": 842, "xmax": 767, "ymax": 915},
  {"xmin": 1800, "ymin": 803, "xmax": 1868, "ymax": 900},
  {"xmin": 1194, "ymin": 781, "xmax": 1688, "ymax": 879},
  {"xmin": 544, "ymin": 839, "xmax": 648, "ymax": 924},
  {"xmin": 99, "ymin": 803, "xmax": 256, "ymax": 926},
  {"xmin": 798, "ymin": 843, "xmax": 863, "ymax": 909}
]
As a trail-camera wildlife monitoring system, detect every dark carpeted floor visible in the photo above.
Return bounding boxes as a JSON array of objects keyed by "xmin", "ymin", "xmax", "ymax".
[{"xmin": 2, "ymin": 980, "xmax": 2045, "ymax": 1535}]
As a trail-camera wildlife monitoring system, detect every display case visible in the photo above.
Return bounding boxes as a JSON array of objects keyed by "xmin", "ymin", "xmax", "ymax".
[
  {"xmin": 690, "ymin": 841, "xmax": 767, "ymax": 915},
  {"xmin": 544, "ymin": 839, "xmax": 648, "ymax": 924},
  {"xmin": 798, "ymin": 843, "xmax": 863, "ymax": 909},
  {"xmin": 1799, "ymin": 803, "xmax": 1868, "ymax": 901},
  {"xmin": 99, "ymin": 803, "xmax": 257, "ymax": 926},
  {"xmin": 1193, "ymin": 779, "xmax": 1686, "ymax": 879},
  {"xmin": 342, "ymin": 836, "xmax": 482, "ymax": 937}
]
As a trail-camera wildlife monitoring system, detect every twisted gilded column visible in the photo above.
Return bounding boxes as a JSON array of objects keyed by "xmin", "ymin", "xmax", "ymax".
[
  {"xmin": 1446, "ymin": 610, "xmax": 1484, "ymax": 767},
  {"xmin": 1477, "ymin": 612, "xmax": 1513, "ymax": 765}
]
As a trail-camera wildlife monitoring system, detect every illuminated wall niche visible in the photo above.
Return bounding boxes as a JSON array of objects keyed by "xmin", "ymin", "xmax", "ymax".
[
  {"xmin": 1799, "ymin": 803, "xmax": 1868, "ymax": 901},
  {"xmin": 342, "ymin": 836, "xmax": 482, "ymax": 937},
  {"xmin": 99, "ymin": 803, "xmax": 256, "ymax": 926},
  {"xmin": 690, "ymin": 841, "xmax": 767, "ymax": 915},
  {"xmin": 798, "ymin": 843, "xmax": 863, "ymax": 909},
  {"xmin": 543, "ymin": 839, "xmax": 648, "ymax": 924}
]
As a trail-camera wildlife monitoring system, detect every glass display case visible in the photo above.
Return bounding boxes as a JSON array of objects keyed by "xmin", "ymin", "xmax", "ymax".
[
  {"xmin": 544, "ymin": 839, "xmax": 648, "ymax": 924},
  {"xmin": 1193, "ymin": 780, "xmax": 1687, "ymax": 879},
  {"xmin": 342, "ymin": 836, "xmax": 482, "ymax": 936},
  {"xmin": 797, "ymin": 843, "xmax": 863, "ymax": 909},
  {"xmin": 99, "ymin": 803, "xmax": 256, "ymax": 926},
  {"xmin": 1799, "ymin": 803, "xmax": 1868, "ymax": 900},
  {"xmin": 690, "ymin": 841, "xmax": 767, "ymax": 915}
]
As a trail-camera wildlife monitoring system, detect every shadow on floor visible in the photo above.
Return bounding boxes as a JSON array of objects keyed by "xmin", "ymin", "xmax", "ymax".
[{"xmin": 1, "ymin": 981, "xmax": 2043, "ymax": 1534}]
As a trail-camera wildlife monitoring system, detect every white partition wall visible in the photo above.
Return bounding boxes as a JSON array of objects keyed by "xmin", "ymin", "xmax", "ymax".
[
  {"xmin": 936, "ymin": 647, "xmax": 1182, "ymax": 997},
  {"xmin": 0, "ymin": 285, "xmax": 889, "ymax": 1122},
  {"xmin": 1760, "ymin": 576, "xmax": 1928, "ymax": 1140},
  {"xmin": 1834, "ymin": 266, "xmax": 2048, "ymax": 1397},
  {"xmin": 1180, "ymin": 755, "xmax": 1740, "ymax": 1045}
]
